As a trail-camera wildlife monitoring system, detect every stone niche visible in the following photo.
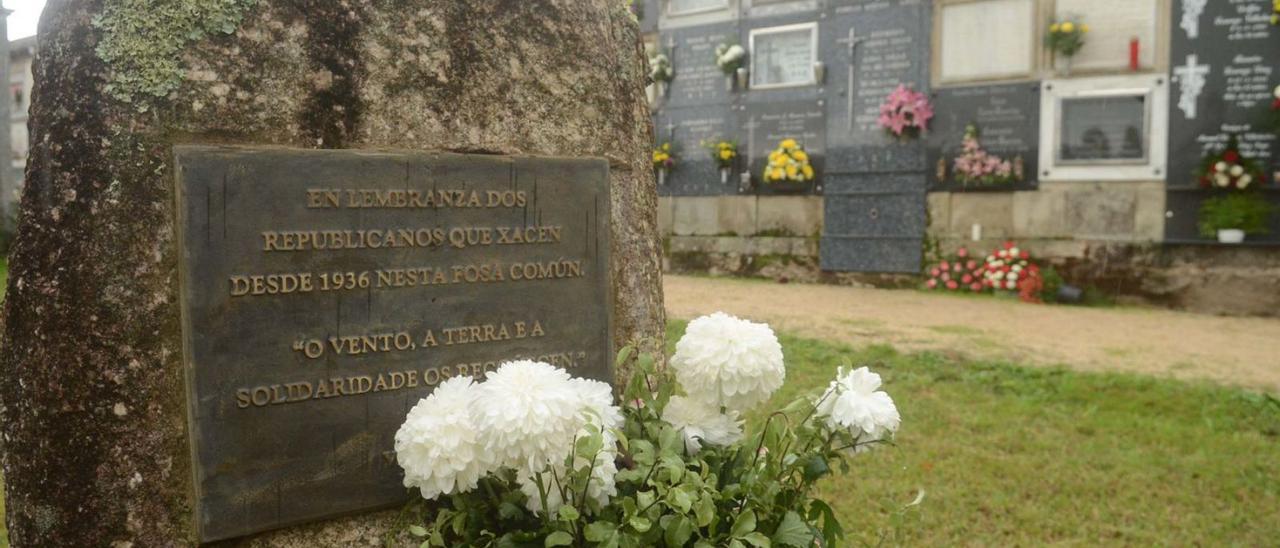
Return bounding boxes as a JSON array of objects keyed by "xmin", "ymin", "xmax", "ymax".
[
  {"xmin": 935, "ymin": 0, "xmax": 1038, "ymax": 83},
  {"xmin": 1054, "ymin": 0, "xmax": 1162, "ymax": 72},
  {"xmin": 0, "ymin": 1, "xmax": 663, "ymax": 546}
]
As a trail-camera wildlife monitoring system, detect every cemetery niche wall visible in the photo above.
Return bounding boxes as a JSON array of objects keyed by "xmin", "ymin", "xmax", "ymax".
[
  {"xmin": 0, "ymin": 1, "xmax": 663, "ymax": 545},
  {"xmin": 1166, "ymin": 0, "xmax": 1280, "ymax": 243}
]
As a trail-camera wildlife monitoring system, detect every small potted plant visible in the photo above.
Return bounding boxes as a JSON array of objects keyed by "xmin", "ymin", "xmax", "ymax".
[
  {"xmin": 703, "ymin": 138, "xmax": 738, "ymax": 184},
  {"xmin": 1198, "ymin": 193, "xmax": 1274, "ymax": 244},
  {"xmin": 648, "ymin": 51, "xmax": 673, "ymax": 98},
  {"xmin": 1046, "ymin": 17, "xmax": 1089, "ymax": 76},
  {"xmin": 761, "ymin": 138, "xmax": 815, "ymax": 192},
  {"xmin": 714, "ymin": 42, "xmax": 746, "ymax": 91},
  {"xmin": 652, "ymin": 142, "xmax": 675, "ymax": 186},
  {"xmin": 878, "ymin": 84, "xmax": 934, "ymax": 140}
]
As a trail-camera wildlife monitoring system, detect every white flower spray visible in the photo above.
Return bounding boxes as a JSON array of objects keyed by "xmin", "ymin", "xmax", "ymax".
[{"xmin": 670, "ymin": 312, "xmax": 786, "ymax": 413}]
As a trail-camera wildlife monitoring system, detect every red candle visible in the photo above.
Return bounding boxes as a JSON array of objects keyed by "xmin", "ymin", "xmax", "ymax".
[{"xmin": 1129, "ymin": 37, "xmax": 1140, "ymax": 71}]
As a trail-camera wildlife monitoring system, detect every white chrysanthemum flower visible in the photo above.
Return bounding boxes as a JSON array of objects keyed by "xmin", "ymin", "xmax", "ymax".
[
  {"xmin": 1239, "ymin": 174, "xmax": 1252, "ymax": 188},
  {"xmin": 815, "ymin": 367, "xmax": 901, "ymax": 450},
  {"xmin": 1230, "ymin": 165, "xmax": 1245, "ymax": 177},
  {"xmin": 671, "ymin": 312, "xmax": 785, "ymax": 412},
  {"xmin": 395, "ymin": 376, "xmax": 492, "ymax": 500},
  {"xmin": 571, "ymin": 377, "xmax": 625, "ymax": 433},
  {"xmin": 517, "ymin": 443, "xmax": 619, "ymax": 514},
  {"xmin": 474, "ymin": 361, "xmax": 593, "ymax": 474},
  {"xmin": 1215, "ymin": 161, "xmax": 1228, "ymax": 173},
  {"xmin": 1215, "ymin": 173, "xmax": 1231, "ymax": 187},
  {"xmin": 662, "ymin": 395, "xmax": 744, "ymax": 454}
]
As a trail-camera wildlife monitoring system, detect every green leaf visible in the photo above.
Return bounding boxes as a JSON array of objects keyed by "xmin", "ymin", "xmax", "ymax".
[
  {"xmin": 407, "ymin": 525, "xmax": 428, "ymax": 537},
  {"xmin": 576, "ymin": 432, "xmax": 604, "ymax": 460},
  {"xmin": 666, "ymin": 485, "xmax": 693, "ymax": 513},
  {"xmin": 615, "ymin": 346, "xmax": 634, "ymax": 369},
  {"xmin": 637, "ymin": 490, "xmax": 657, "ymax": 509},
  {"xmin": 545, "ymin": 531, "xmax": 574, "ymax": 547},
  {"xmin": 729, "ymin": 540, "xmax": 747, "ymax": 548},
  {"xmin": 429, "ymin": 531, "xmax": 445, "ymax": 547},
  {"xmin": 742, "ymin": 532, "xmax": 772, "ymax": 547},
  {"xmin": 664, "ymin": 515, "xmax": 695, "ymax": 547},
  {"xmin": 731, "ymin": 510, "xmax": 758, "ymax": 538},
  {"xmin": 637, "ymin": 353, "xmax": 656, "ymax": 375},
  {"xmin": 694, "ymin": 493, "xmax": 715, "ymax": 527},
  {"xmin": 585, "ymin": 521, "xmax": 618, "ymax": 542},
  {"xmin": 499, "ymin": 501, "xmax": 525, "ymax": 520},
  {"xmin": 629, "ymin": 515, "xmax": 653, "ymax": 533},
  {"xmin": 558, "ymin": 505, "xmax": 581, "ymax": 521},
  {"xmin": 659, "ymin": 426, "xmax": 684, "ymax": 456},
  {"xmin": 771, "ymin": 511, "xmax": 812, "ymax": 547},
  {"xmin": 801, "ymin": 454, "xmax": 831, "ymax": 483},
  {"xmin": 662, "ymin": 455, "xmax": 687, "ymax": 483}
]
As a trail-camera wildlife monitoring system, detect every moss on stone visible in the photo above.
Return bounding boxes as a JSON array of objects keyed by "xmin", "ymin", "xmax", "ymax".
[{"xmin": 94, "ymin": 0, "xmax": 259, "ymax": 108}]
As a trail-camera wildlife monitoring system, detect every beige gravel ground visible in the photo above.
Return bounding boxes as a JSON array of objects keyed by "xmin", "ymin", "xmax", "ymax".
[{"xmin": 663, "ymin": 275, "xmax": 1280, "ymax": 392}]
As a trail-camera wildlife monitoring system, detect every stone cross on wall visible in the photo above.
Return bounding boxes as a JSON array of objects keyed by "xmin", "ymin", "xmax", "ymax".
[
  {"xmin": 1180, "ymin": 0, "xmax": 1207, "ymax": 39},
  {"xmin": 743, "ymin": 115, "xmax": 761, "ymax": 164},
  {"xmin": 836, "ymin": 27, "xmax": 864, "ymax": 131},
  {"xmin": 665, "ymin": 120, "xmax": 677, "ymax": 141},
  {"xmin": 1173, "ymin": 54, "xmax": 1210, "ymax": 120}
]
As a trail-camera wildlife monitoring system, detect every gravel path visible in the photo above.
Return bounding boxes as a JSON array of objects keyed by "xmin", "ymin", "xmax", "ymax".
[{"xmin": 664, "ymin": 275, "xmax": 1280, "ymax": 392}]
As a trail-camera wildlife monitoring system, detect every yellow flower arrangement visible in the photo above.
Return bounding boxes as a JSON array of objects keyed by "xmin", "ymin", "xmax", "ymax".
[
  {"xmin": 762, "ymin": 138, "xmax": 815, "ymax": 184},
  {"xmin": 702, "ymin": 139, "xmax": 738, "ymax": 169},
  {"xmin": 1046, "ymin": 17, "xmax": 1087, "ymax": 58},
  {"xmin": 1273, "ymin": 0, "xmax": 1279, "ymax": 25},
  {"xmin": 652, "ymin": 142, "xmax": 674, "ymax": 171}
]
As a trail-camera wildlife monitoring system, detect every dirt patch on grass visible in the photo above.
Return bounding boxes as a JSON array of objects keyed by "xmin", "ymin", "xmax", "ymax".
[{"xmin": 664, "ymin": 275, "xmax": 1280, "ymax": 392}]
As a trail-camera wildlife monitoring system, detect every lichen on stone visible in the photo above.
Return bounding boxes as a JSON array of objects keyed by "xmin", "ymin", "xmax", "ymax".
[{"xmin": 93, "ymin": 0, "xmax": 259, "ymax": 108}]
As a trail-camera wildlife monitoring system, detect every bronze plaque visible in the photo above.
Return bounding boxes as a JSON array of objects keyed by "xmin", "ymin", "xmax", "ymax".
[{"xmin": 174, "ymin": 146, "xmax": 613, "ymax": 541}]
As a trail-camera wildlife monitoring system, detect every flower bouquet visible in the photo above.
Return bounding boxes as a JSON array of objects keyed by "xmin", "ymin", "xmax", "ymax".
[
  {"xmin": 1198, "ymin": 193, "xmax": 1274, "ymax": 244},
  {"xmin": 1273, "ymin": 0, "xmax": 1279, "ymax": 25},
  {"xmin": 703, "ymin": 139, "xmax": 738, "ymax": 183},
  {"xmin": 1046, "ymin": 18, "xmax": 1089, "ymax": 75},
  {"xmin": 952, "ymin": 124, "xmax": 1022, "ymax": 186},
  {"xmin": 714, "ymin": 43, "xmax": 746, "ymax": 90},
  {"xmin": 982, "ymin": 242, "xmax": 1035, "ymax": 294},
  {"xmin": 394, "ymin": 313, "xmax": 904, "ymax": 547},
  {"xmin": 1197, "ymin": 136, "xmax": 1263, "ymax": 190},
  {"xmin": 924, "ymin": 247, "xmax": 986, "ymax": 293},
  {"xmin": 877, "ymin": 85, "xmax": 934, "ymax": 140},
  {"xmin": 649, "ymin": 51, "xmax": 673, "ymax": 98},
  {"xmin": 653, "ymin": 142, "xmax": 675, "ymax": 186},
  {"xmin": 762, "ymin": 138, "xmax": 816, "ymax": 192}
]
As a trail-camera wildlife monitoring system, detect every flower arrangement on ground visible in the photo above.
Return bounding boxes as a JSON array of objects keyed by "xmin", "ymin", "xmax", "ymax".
[
  {"xmin": 394, "ymin": 312, "xmax": 904, "ymax": 547},
  {"xmin": 982, "ymin": 242, "xmax": 1034, "ymax": 294},
  {"xmin": 649, "ymin": 51, "xmax": 674, "ymax": 85},
  {"xmin": 714, "ymin": 43, "xmax": 746, "ymax": 76},
  {"xmin": 953, "ymin": 124, "xmax": 1022, "ymax": 186},
  {"xmin": 1197, "ymin": 136, "xmax": 1263, "ymax": 190},
  {"xmin": 923, "ymin": 246, "xmax": 985, "ymax": 293},
  {"xmin": 1273, "ymin": 0, "xmax": 1279, "ymax": 25},
  {"xmin": 878, "ymin": 84, "xmax": 934, "ymax": 140},
  {"xmin": 1046, "ymin": 17, "xmax": 1088, "ymax": 68},
  {"xmin": 763, "ymin": 138, "xmax": 816, "ymax": 184},
  {"xmin": 1197, "ymin": 193, "xmax": 1274, "ymax": 243}
]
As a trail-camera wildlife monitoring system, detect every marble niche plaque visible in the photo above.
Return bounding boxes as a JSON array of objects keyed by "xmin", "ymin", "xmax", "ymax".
[
  {"xmin": 174, "ymin": 147, "xmax": 614, "ymax": 541},
  {"xmin": 926, "ymin": 83, "xmax": 1041, "ymax": 191}
]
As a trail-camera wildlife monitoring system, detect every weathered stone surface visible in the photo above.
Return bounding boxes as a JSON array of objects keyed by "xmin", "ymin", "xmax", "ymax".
[
  {"xmin": 1012, "ymin": 189, "xmax": 1066, "ymax": 238},
  {"xmin": 947, "ymin": 192, "xmax": 1014, "ymax": 239},
  {"xmin": 0, "ymin": 1, "xmax": 662, "ymax": 545},
  {"xmin": 1063, "ymin": 184, "xmax": 1137, "ymax": 238},
  {"xmin": 756, "ymin": 196, "xmax": 823, "ymax": 237}
]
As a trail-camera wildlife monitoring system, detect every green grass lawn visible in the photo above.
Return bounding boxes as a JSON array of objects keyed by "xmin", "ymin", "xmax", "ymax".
[
  {"xmin": 664, "ymin": 321, "xmax": 1280, "ymax": 545},
  {"xmin": 0, "ymin": 307, "xmax": 1273, "ymax": 545}
]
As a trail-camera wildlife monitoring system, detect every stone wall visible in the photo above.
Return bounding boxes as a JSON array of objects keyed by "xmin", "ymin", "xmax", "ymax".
[
  {"xmin": 0, "ymin": 1, "xmax": 663, "ymax": 545},
  {"xmin": 659, "ymin": 187, "xmax": 1280, "ymax": 317}
]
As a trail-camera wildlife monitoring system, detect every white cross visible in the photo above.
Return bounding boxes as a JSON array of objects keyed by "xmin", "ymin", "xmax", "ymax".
[
  {"xmin": 1173, "ymin": 54, "xmax": 1210, "ymax": 120},
  {"xmin": 665, "ymin": 120, "xmax": 677, "ymax": 140},
  {"xmin": 1180, "ymin": 0, "xmax": 1207, "ymax": 39}
]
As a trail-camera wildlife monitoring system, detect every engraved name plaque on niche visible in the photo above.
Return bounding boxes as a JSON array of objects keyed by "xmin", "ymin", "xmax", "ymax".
[{"xmin": 174, "ymin": 147, "xmax": 613, "ymax": 541}]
